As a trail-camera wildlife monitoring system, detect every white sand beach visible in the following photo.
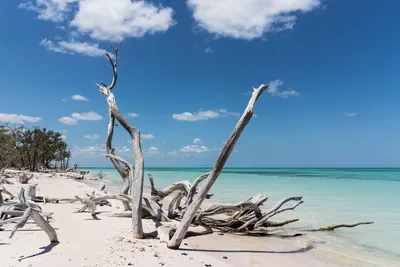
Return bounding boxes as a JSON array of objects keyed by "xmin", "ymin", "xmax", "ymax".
[{"xmin": 0, "ymin": 173, "xmax": 383, "ymax": 267}]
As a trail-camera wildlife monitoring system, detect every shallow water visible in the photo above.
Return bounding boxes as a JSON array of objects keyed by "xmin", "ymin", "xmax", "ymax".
[{"xmin": 83, "ymin": 167, "xmax": 400, "ymax": 266}]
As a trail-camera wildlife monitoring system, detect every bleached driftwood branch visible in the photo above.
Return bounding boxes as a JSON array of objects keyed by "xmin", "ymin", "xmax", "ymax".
[
  {"xmin": 98, "ymin": 42, "xmax": 145, "ymax": 239},
  {"xmin": 148, "ymin": 174, "xmax": 190, "ymax": 202},
  {"xmin": 3, "ymin": 188, "xmax": 58, "ymax": 242},
  {"xmin": 314, "ymin": 222, "xmax": 374, "ymax": 231},
  {"xmin": 168, "ymin": 84, "xmax": 268, "ymax": 249}
]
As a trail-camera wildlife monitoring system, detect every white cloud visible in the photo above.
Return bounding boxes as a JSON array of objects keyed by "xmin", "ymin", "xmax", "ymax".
[
  {"xmin": 73, "ymin": 143, "xmax": 130, "ymax": 157},
  {"xmin": 19, "ymin": 0, "xmax": 77, "ymax": 22},
  {"xmin": 144, "ymin": 146, "xmax": 162, "ymax": 157},
  {"xmin": 58, "ymin": 116, "xmax": 78, "ymax": 125},
  {"xmin": 127, "ymin": 113, "xmax": 139, "ymax": 118},
  {"xmin": 187, "ymin": 0, "xmax": 320, "ymax": 39},
  {"xmin": 21, "ymin": 1, "xmax": 175, "ymax": 41},
  {"xmin": 72, "ymin": 111, "xmax": 102, "ymax": 121},
  {"xmin": 119, "ymin": 146, "xmax": 131, "ymax": 153},
  {"xmin": 40, "ymin": 39, "xmax": 107, "ymax": 57},
  {"xmin": 172, "ymin": 109, "xmax": 238, "ymax": 121},
  {"xmin": 179, "ymin": 145, "xmax": 209, "ymax": 154},
  {"xmin": 205, "ymin": 46, "xmax": 215, "ymax": 53},
  {"xmin": 193, "ymin": 138, "xmax": 202, "ymax": 144},
  {"xmin": 72, "ymin": 94, "xmax": 89, "ymax": 101},
  {"xmin": 268, "ymin": 80, "xmax": 299, "ymax": 98},
  {"xmin": 344, "ymin": 113, "xmax": 358, "ymax": 117},
  {"xmin": 73, "ymin": 144, "xmax": 105, "ymax": 157},
  {"xmin": 83, "ymin": 134, "xmax": 100, "ymax": 140},
  {"xmin": 71, "ymin": 0, "xmax": 175, "ymax": 41},
  {"xmin": 61, "ymin": 135, "xmax": 67, "ymax": 139},
  {"xmin": 142, "ymin": 134, "xmax": 155, "ymax": 140},
  {"xmin": 0, "ymin": 113, "xmax": 41, "ymax": 124}
]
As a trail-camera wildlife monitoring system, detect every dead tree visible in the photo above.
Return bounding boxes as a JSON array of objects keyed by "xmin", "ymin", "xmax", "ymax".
[
  {"xmin": 97, "ymin": 42, "xmax": 145, "ymax": 239},
  {"xmin": 167, "ymin": 84, "xmax": 268, "ymax": 249}
]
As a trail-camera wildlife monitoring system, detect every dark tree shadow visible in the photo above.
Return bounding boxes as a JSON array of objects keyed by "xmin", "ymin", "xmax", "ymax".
[
  {"xmin": 178, "ymin": 244, "xmax": 314, "ymax": 254},
  {"xmin": 18, "ymin": 242, "xmax": 60, "ymax": 262}
]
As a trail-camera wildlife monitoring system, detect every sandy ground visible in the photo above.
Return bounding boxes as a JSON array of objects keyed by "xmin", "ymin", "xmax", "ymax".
[{"xmin": 0, "ymin": 173, "xmax": 383, "ymax": 267}]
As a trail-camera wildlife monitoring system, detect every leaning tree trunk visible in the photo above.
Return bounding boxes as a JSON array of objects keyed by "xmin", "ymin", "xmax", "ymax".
[
  {"xmin": 168, "ymin": 84, "xmax": 268, "ymax": 249},
  {"xmin": 97, "ymin": 42, "xmax": 144, "ymax": 239}
]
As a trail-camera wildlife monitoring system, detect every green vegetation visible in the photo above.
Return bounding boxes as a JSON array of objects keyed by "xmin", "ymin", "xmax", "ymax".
[{"xmin": 0, "ymin": 125, "xmax": 71, "ymax": 171}]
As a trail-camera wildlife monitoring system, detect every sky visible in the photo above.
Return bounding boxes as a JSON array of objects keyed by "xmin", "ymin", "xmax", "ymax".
[{"xmin": 1, "ymin": 0, "xmax": 400, "ymax": 168}]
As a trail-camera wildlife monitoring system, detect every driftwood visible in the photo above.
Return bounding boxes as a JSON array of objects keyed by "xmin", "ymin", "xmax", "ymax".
[
  {"xmin": 168, "ymin": 84, "xmax": 268, "ymax": 249},
  {"xmin": 1, "ymin": 186, "xmax": 15, "ymax": 200},
  {"xmin": 98, "ymin": 42, "xmax": 145, "ymax": 239},
  {"xmin": 314, "ymin": 222, "xmax": 374, "ymax": 231},
  {"xmin": 184, "ymin": 172, "xmax": 210, "ymax": 207},
  {"xmin": 2, "ymin": 188, "xmax": 58, "ymax": 242},
  {"xmin": 148, "ymin": 174, "xmax": 190, "ymax": 202},
  {"xmin": 18, "ymin": 173, "xmax": 33, "ymax": 184}
]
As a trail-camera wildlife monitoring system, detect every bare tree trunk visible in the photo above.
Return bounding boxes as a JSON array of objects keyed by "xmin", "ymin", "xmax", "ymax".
[
  {"xmin": 97, "ymin": 42, "xmax": 144, "ymax": 239},
  {"xmin": 167, "ymin": 84, "xmax": 268, "ymax": 249}
]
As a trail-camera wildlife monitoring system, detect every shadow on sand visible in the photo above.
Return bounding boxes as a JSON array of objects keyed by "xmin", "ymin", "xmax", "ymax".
[
  {"xmin": 18, "ymin": 242, "xmax": 60, "ymax": 262},
  {"xmin": 178, "ymin": 244, "xmax": 314, "ymax": 254}
]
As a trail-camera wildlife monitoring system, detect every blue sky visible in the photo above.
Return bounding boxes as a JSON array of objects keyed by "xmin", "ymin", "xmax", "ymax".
[{"xmin": 1, "ymin": 0, "xmax": 400, "ymax": 167}]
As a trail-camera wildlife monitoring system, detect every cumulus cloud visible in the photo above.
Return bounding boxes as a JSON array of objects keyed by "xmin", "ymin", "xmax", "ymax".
[
  {"xmin": 0, "ymin": 113, "xmax": 41, "ymax": 124},
  {"xmin": 58, "ymin": 116, "xmax": 78, "ymax": 125},
  {"xmin": 71, "ymin": 0, "xmax": 175, "ymax": 41},
  {"xmin": 58, "ymin": 111, "xmax": 102, "ymax": 125},
  {"xmin": 40, "ymin": 39, "xmax": 107, "ymax": 57},
  {"xmin": 19, "ymin": 0, "xmax": 77, "ymax": 22},
  {"xmin": 21, "ymin": 0, "xmax": 175, "ymax": 42},
  {"xmin": 127, "ymin": 113, "xmax": 139, "ymax": 118},
  {"xmin": 73, "ymin": 144, "xmax": 130, "ymax": 157},
  {"xmin": 172, "ymin": 109, "xmax": 238, "ymax": 121},
  {"xmin": 179, "ymin": 145, "xmax": 209, "ymax": 154},
  {"xmin": 187, "ymin": 0, "xmax": 320, "ymax": 39},
  {"xmin": 344, "ymin": 113, "xmax": 358, "ymax": 117},
  {"xmin": 267, "ymin": 80, "xmax": 299, "ymax": 98},
  {"xmin": 142, "ymin": 134, "xmax": 155, "ymax": 140},
  {"xmin": 83, "ymin": 134, "xmax": 100, "ymax": 140},
  {"xmin": 72, "ymin": 94, "xmax": 89, "ymax": 101},
  {"xmin": 71, "ymin": 111, "xmax": 102, "ymax": 121},
  {"xmin": 193, "ymin": 138, "xmax": 202, "ymax": 144}
]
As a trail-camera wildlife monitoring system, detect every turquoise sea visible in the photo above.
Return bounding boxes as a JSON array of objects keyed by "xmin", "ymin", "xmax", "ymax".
[{"xmin": 83, "ymin": 167, "xmax": 400, "ymax": 266}]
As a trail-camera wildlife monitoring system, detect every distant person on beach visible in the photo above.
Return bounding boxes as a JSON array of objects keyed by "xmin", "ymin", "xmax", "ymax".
[{"xmin": 74, "ymin": 164, "xmax": 78, "ymax": 170}]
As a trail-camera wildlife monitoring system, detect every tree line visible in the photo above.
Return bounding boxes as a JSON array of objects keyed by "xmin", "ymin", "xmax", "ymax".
[{"xmin": 0, "ymin": 125, "xmax": 71, "ymax": 171}]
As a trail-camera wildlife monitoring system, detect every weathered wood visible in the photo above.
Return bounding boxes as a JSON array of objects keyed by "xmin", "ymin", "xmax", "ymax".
[
  {"xmin": 0, "ymin": 186, "xmax": 15, "ymax": 200},
  {"xmin": 185, "ymin": 172, "xmax": 210, "ymax": 207},
  {"xmin": 6, "ymin": 188, "xmax": 58, "ymax": 242},
  {"xmin": 168, "ymin": 192, "xmax": 185, "ymax": 219},
  {"xmin": 31, "ymin": 210, "xmax": 59, "ymax": 242},
  {"xmin": 98, "ymin": 43, "xmax": 144, "ymax": 238},
  {"xmin": 148, "ymin": 176, "xmax": 191, "ymax": 202},
  {"xmin": 253, "ymin": 197, "xmax": 303, "ymax": 229},
  {"xmin": 168, "ymin": 84, "xmax": 268, "ymax": 249},
  {"xmin": 315, "ymin": 222, "xmax": 374, "ymax": 231},
  {"xmin": 18, "ymin": 173, "xmax": 33, "ymax": 184},
  {"xmin": 197, "ymin": 201, "xmax": 263, "ymax": 220},
  {"xmin": 24, "ymin": 184, "xmax": 37, "ymax": 199}
]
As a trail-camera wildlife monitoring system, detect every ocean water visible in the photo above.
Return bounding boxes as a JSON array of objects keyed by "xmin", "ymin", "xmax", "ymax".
[{"xmin": 83, "ymin": 167, "xmax": 400, "ymax": 266}]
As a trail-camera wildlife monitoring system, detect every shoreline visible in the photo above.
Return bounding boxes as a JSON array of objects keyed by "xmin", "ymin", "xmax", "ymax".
[{"xmin": 0, "ymin": 170, "xmax": 391, "ymax": 266}]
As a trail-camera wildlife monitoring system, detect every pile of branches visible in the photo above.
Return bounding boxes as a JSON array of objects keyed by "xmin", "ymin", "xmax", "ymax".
[{"xmin": 0, "ymin": 187, "xmax": 58, "ymax": 242}]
